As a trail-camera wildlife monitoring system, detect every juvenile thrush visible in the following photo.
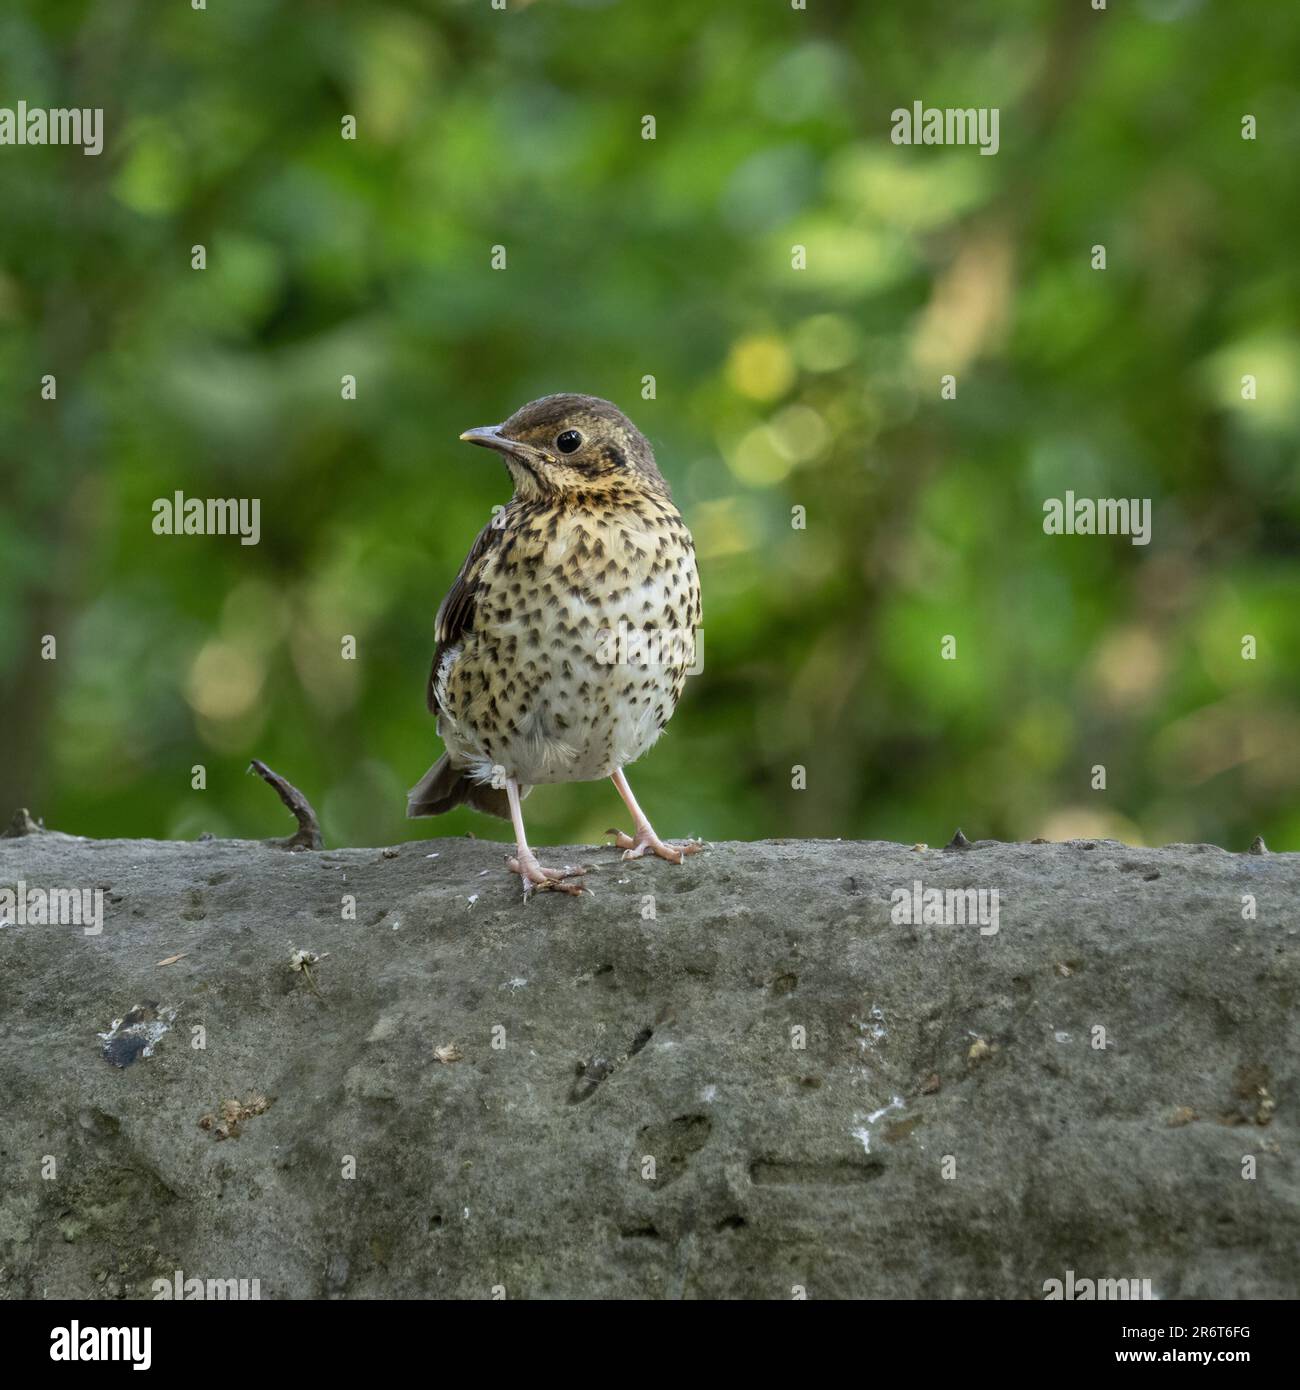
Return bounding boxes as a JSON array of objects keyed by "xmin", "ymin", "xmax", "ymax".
[{"xmin": 407, "ymin": 393, "xmax": 702, "ymax": 894}]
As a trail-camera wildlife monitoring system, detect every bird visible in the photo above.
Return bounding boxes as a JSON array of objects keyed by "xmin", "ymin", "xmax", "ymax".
[{"xmin": 407, "ymin": 393, "xmax": 702, "ymax": 894}]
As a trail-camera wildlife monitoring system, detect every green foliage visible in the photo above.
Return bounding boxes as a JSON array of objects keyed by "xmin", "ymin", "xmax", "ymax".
[{"xmin": 2, "ymin": 0, "xmax": 1297, "ymax": 851}]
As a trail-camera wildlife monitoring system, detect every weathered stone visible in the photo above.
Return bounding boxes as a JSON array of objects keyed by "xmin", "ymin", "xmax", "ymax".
[{"xmin": 0, "ymin": 831, "xmax": 1296, "ymax": 1299}]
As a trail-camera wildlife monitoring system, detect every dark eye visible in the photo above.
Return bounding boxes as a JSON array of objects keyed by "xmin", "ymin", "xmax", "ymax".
[{"xmin": 556, "ymin": 429, "xmax": 582, "ymax": 454}]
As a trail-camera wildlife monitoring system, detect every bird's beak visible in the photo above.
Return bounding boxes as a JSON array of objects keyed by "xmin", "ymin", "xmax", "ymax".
[{"xmin": 459, "ymin": 424, "xmax": 526, "ymax": 459}]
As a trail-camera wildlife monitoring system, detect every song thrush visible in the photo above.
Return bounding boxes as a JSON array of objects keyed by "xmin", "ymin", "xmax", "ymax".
[{"xmin": 407, "ymin": 393, "xmax": 702, "ymax": 894}]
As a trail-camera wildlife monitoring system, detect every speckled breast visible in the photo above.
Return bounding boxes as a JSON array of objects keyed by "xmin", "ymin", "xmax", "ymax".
[{"xmin": 437, "ymin": 495, "xmax": 700, "ymax": 787}]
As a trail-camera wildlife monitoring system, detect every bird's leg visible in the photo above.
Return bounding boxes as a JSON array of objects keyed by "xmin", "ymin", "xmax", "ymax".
[
  {"xmin": 504, "ymin": 777, "xmax": 587, "ymax": 896},
  {"xmin": 607, "ymin": 768, "xmax": 701, "ymax": 864}
]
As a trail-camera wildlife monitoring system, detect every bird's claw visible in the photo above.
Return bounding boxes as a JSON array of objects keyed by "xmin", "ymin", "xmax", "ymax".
[
  {"xmin": 506, "ymin": 854, "xmax": 587, "ymax": 896},
  {"xmin": 606, "ymin": 828, "xmax": 702, "ymax": 864}
]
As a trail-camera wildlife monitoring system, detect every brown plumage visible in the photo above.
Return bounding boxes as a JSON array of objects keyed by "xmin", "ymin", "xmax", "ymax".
[{"xmin": 408, "ymin": 394, "xmax": 702, "ymax": 894}]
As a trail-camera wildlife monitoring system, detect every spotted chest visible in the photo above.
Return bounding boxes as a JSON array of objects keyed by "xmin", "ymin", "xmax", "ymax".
[{"xmin": 434, "ymin": 487, "xmax": 700, "ymax": 787}]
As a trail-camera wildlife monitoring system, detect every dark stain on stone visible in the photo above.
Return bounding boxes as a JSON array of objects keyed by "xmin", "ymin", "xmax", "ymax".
[
  {"xmin": 637, "ymin": 1114, "xmax": 711, "ymax": 1190},
  {"xmin": 749, "ymin": 1157, "xmax": 884, "ymax": 1185},
  {"xmin": 884, "ymin": 1115, "xmax": 923, "ymax": 1144},
  {"xmin": 620, "ymin": 1223, "xmax": 660, "ymax": 1239},
  {"xmin": 568, "ymin": 1056, "xmax": 613, "ymax": 1104}
]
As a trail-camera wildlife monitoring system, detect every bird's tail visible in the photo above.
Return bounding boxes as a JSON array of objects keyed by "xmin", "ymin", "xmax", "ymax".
[{"xmin": 406, "ymin": 753, "xmax": 515, "ymax": 821}]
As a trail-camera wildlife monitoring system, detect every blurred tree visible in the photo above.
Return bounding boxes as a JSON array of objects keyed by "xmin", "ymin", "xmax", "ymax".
[{"xmin": 1, "ymin": 0, "xmax": 1297, "ymax": 851}]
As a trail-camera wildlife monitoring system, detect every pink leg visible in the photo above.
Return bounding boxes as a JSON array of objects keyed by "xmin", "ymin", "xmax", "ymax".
[
  {"xmin": 607, "ymin": 768, "xmax": 702, "ymax": 864},
  {"xmin": 504, "ymin": 778, "xmax": 586, "ymax": 896}
]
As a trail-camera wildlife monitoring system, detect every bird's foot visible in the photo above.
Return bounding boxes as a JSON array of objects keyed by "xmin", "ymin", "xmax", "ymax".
[
  {"xmin": 506, "ymin": 851, "xmax": 588, "ymax": 897},
  {"xmin": 607, "ymin": 826, "xmax": 702, "ymax": 864}
]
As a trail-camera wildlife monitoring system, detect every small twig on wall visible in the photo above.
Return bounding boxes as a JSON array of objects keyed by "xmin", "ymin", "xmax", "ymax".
[{"xmin": 248, "ymin": 759, "xmax": 324, "ymax": 852}]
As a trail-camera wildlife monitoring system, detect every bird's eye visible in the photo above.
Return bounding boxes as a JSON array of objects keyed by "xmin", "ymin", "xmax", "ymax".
[{"xmin": 556, "ymin": 429, "xmax": 582, "ymax": 454}]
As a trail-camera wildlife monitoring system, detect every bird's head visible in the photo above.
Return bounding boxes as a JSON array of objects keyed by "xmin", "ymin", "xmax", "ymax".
[{"xmin": 459, "ymin": 393, "xmax": 667, "ymax": 501}]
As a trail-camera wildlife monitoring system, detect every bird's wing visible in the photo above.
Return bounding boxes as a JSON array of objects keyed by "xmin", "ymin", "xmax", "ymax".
[{"xmin": 427, "ymin": 517, "xmax": 504, "ymax": 714}]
